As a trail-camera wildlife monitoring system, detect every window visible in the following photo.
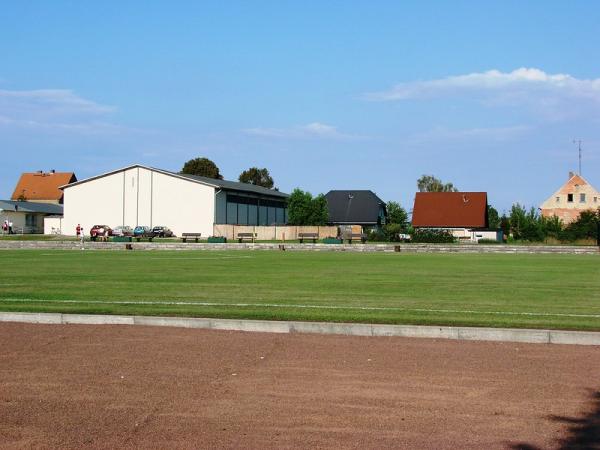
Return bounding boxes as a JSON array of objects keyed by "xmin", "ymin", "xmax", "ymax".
[
  {"xmin": 555, "ymin": 196, "xmax": 560, "ymax": 203},
  {"xmin": 567, "ymin": 193, "xmax": 574, "ymax": 202},
  {"xmin": 25, "ymin": 214, "xmax": 36, "ymax": 227},
  {"xmin": 594, "ymin": 197, "xmax": 598, "ymax": 203},
  {"xmin": 580, "ymin": 193, "xmax": 586, "ymax": 203}
]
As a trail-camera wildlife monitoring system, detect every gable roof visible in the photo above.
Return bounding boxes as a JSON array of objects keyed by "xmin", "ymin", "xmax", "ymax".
[
  {"xmin": 0, "ymin": 200, "xmax": 64, "ymax": 215},
  {"xmin": 61, "ymin": 164, "xmax": 288, "ymax": 198},
  {"xmin": 325, "ymin": 190, "xmax": 386, "ymax": 224},
  {"xmin": 541, "ymin": 173, "xmax": 600, "ymax": 204},
  {"xmin": 412, "ymin": 192, "xmax": 488, "ymax": 228},
  {"xmin": 173, "ymin": 171, "xmax": 288, "ymax": 198},
  {"xmin": 11, "ymin": 172, "xmax": 76, "ymax": 201}
]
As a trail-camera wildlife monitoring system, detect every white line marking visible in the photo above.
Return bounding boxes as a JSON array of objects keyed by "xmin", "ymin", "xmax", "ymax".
[{"xmin": 1, "ymin": 298, "xmax": 599, "ymax": 319}]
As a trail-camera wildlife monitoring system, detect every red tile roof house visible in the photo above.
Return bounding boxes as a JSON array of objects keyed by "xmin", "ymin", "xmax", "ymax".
[
  {"xmin": 1, "ymin": 171, "xmax": 77, "ymax": 234},
  {"xmin": 11, "ymin": 171, "xmax": 77, "ymax": 204},
  {"xmin": 411, "ymin": 192, "xmax": 501, "ymax": 242}
]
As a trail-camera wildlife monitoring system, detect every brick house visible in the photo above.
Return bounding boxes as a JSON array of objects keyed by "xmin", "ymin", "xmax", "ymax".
[{"xmin": 539, "ymin": 172, "xmax": 599, "ymax": 224}]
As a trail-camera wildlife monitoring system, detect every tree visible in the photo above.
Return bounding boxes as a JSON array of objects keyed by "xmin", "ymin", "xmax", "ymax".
[
  {"xmin": 308, "ymin": 194, "xmax": 329, "ymax": 225},
  {"xmin": 238, "ymin": 167, "xmax": 274, "ymax": 189},
  {"xmin": 287, "ymin": 188, "xmax": 329, "ymax": 225},
  {"xmin": 417, "ymin": 175, "xmax": 458, "ymax": 192},
  {"xmin": 180, "ymin": 157, "xmax": 223, "ymax": 179},
  {"xmin": 386, "ymin": 201, "xmax": 408, "ymax": 226},
  {"xmin": 509, "ymin": 203, "xmax": 545, "ymax": 242},
  {"xmin": 487, "ymin": 205, "xmax": 500, "ymax": 229},
  {"xmin": 384, "ymin": 201, "xmax": 409, "ymax": 240},
  {"xmin": 561, "ymin": 209, "xmax": 599, "ymax": 242}
]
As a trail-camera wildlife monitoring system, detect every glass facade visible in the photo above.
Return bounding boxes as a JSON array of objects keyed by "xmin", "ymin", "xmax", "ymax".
[{"xmin": 220, "ymin": 193, "xmax": 287, "ymax": 225}]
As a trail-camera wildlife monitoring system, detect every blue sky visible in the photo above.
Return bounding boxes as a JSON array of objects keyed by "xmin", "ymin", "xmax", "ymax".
[{"xmin": 1, "ymin": 1, "xmax": 600, "ymax": 213}]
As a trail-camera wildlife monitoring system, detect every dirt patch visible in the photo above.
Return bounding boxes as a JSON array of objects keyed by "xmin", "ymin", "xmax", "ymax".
[{"xmin": 1, "ymin": 323, "xmax": 599, "ymax": 449}]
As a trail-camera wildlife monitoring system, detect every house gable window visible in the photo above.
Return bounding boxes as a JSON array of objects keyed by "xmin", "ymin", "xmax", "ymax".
[
  {"xmin": 580, "ymin": 193, "xmax": 586, "ymax": 203},
  {"xmin": 567, "ymin": 193, "xmax": 574, "ymax": 202},
  {"xmin": 555, "ymin": 196, "xmax": 560, "ymax": 203}
]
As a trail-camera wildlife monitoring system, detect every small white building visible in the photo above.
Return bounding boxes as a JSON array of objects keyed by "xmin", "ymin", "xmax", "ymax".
[
  {"xmin": 61, "ymin": 164, "xmax": 288, "ymax": 237},
  {"xmin": 0, "ymin": 200, "xmax": 63, "ymax": 234}
]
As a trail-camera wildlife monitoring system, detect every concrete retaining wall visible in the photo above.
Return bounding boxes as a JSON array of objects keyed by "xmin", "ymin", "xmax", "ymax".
[
  {"xmin": 0, "ymin": 240, "xmax": 598, "ymax": 254},
  {"xmin": 1, "ymin": 312, "xmax": 599, "ymax": 346}
]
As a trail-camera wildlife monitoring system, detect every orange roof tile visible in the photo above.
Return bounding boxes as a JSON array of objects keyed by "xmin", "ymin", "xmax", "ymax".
[
  {"xmin": 412, "ymin": 192, "xmax": 488, "ymax": 228},
  {"xmin": 11, "ymin": 172, "xmax": 77, "ymax": 202}
]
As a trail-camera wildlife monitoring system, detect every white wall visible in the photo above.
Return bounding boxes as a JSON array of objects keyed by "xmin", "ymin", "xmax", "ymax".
[
  {"xmin": 0, "ymin": 211, "xmax": 25, "ymax": 233},
  {"xmin": 44, "ymin": 216, "xmax": 63, "ymax": 234},
  {"xmin": 62, "ymin": 167, "xmax": 216, "ymax": 237}
]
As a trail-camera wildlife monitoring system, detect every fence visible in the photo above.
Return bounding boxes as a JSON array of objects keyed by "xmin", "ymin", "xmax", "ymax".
[{"xmin": 213, "ymin": 225, "xmax": 339, "ymax": 241}]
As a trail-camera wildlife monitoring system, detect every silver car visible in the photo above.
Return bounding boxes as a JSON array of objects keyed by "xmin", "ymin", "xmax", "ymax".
[{"xmin": 112, "ymin": 225, "xmax": 133, "ymax": 237}]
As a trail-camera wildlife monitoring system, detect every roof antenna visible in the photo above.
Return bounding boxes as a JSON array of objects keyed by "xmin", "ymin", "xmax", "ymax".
[{"xmin": 573, "ymin": 139, "xmax": 582, "ymax": 176}]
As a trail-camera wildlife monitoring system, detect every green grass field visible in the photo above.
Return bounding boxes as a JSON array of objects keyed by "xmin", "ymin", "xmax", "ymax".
[{"xmin": 1, "ymin": 249, "xmax": 599, "ymax": 330}]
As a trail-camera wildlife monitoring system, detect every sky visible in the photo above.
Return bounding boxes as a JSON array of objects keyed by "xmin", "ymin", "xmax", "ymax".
[{"xmin": 1, "ymin": 1, "xmax": 600, "ymax": 214}]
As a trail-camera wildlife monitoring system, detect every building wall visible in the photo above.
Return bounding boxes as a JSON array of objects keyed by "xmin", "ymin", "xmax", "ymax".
[
  {"xmin": 63, "ymin": 167, "xmax": 216, "ymax": 237},
  {"xmin": 540, "ymin": 174, "xmax": 600, "ymax": 224},
  {"xmin": 44, "ymin": 216, "xmax": 63, "ymax": 234},
  {"xmin": 0, "ymin": 211, "xmax": 46, "ymax": 234},
  {"xmin": 0, "ymin": 211, "xmax": 25, "ymax": 233}
]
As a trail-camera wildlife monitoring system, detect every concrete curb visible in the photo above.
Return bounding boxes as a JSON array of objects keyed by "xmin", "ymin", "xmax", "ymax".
[
  {"xmin": 0, "ymin": 240, "xmax": 598, "ymax": 254},
  {"xmin": 1, "ymin": 312, "xmax": 600, "ymax": 346}
]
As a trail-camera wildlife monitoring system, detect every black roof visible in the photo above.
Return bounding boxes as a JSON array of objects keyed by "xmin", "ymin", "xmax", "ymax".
[
  {"xmin": 325, "ymin": 190, "xmax": 386, "ymax": 224},
  {"xmin": 175, "ymin": 172, "xmax": 288, "ymax": 198},
  {"xmin": 0, "ymin": 200, "xmax": 63, "ymax": 215}
]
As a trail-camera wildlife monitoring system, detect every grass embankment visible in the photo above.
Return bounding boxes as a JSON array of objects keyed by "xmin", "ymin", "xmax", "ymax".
[{"xmin": 0, "ymin": 250, "xmax": 599, "ymax": 330}]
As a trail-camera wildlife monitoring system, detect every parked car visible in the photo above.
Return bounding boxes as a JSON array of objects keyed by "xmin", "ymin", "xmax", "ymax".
[
  {"xmin": 133, "ymin": 225, "xmax": 151, "ymax": 236},
  {"xmin": 151, "ymin": 226, "xmax": 174, "ymax": 238},
  {"xmin": 90, "ymin": 225, "xmax": 112, "ymax": 240},
  {"xmin": 112, "ymin": 225, "xmax": 133, "ymax": 237}
]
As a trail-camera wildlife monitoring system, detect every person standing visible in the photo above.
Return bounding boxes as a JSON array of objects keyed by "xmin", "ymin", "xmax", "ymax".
[
  {"xmin": 76, "ymin": 224, "xmax": 81, "ymax": 238},
  {"xmin": 80, "ymin": 226, "xmax": 85, "ymax": 249},
  {"xmin": 2, "ymin": 220, "xmax": 7, "ymax": 235},
  {"xmin": 8, "ymin": 220, "xmax": 13, "ymax": 234}
]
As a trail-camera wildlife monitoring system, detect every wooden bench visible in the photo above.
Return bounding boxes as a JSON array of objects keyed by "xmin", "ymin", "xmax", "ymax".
[
  {"xmin": 237, "ymin": 232, "xmax": 257, "ymax": 243},
  {"xmin": 346, "ymin": 233, "xmax": 367, "ymax": 244},
  {"xmin": 181, "ymin": 232, "xmax": 202, "ymax": 243},
  {"xmin": 298, "ymin": 232, "xmax": 319, "ymax": 243}
]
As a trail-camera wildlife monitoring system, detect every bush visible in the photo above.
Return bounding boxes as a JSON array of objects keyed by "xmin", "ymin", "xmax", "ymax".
[
  {"xmin": 411, "ymin": 229, "xmax": 455, "ymax": 243},
  {"xmin": 382, "ymin": 223, "xmax": 405, "ymax": 242},
  {"xmin": 559, "ymin": 209, "xmax": 599, "ymax": 242},
  {"xmin": 365, "ymin": 229, "xmax": 387, "ymax": 242},
  {"xmin": 478, "ymin": 238, "xmax": 502, "ymax": 244}
]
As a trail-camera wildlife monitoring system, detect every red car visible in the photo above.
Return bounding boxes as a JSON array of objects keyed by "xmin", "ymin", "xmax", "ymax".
[{"xmin": 90, "ymin": 225, "xmax": 112, "ymax": 240}]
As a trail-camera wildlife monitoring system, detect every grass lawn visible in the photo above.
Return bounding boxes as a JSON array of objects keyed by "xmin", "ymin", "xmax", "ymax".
[{"xmin": 0, "ymin": 249, "xmax": 599, "ymax": 331}]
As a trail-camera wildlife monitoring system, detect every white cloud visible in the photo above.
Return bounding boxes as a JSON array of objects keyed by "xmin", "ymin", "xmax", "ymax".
[
  {"xmin": 366, "ymin": 68, "xmax": 600, "ymax": 102},
  {"xmin": 407, "ymin": 125, "xmax": 532, "ymax": 145},
  {"xmin": 243, "ymin": 122, "xmax": 364, "ymax": 140},
  {"xmin": 0, "ymin": 89, "xmax": 115, "ymax": 115},
  {"xmin": 0, "ymin": 87, "xmax": 135, "ymax": 135}
]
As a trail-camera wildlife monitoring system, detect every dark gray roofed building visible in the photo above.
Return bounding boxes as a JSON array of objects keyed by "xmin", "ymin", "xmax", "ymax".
[
  {"xmin": 0, "ymin": 200, "xmax": 64, "ymax": 234},
  {"xmin": 325, "ymin": 190, "xmax": 387, "ymax": 227}
]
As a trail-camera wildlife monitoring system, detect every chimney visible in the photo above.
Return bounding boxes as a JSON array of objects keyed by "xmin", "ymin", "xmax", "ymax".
[{"xmin": 569, "ymin": 171, "xmax": 575, "ymax": 179}]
